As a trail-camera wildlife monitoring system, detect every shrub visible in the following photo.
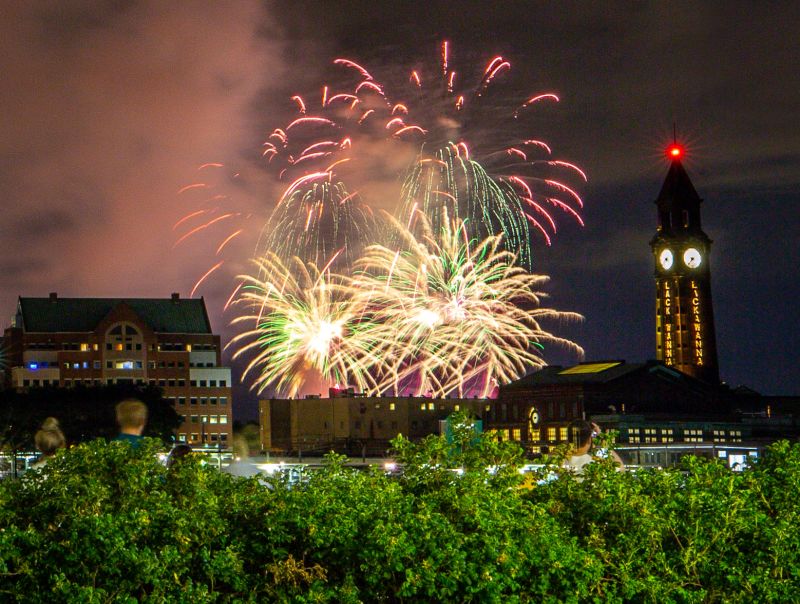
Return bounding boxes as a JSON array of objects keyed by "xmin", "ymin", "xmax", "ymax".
[{"xmin": 1, "ymin": 428, "xmax": 800, "ymax": 602}]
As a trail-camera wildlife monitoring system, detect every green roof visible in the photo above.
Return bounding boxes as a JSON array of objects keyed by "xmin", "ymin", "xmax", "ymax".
[{"xmin": 17, "ymin": 296, "xmax": 212, "ymax": 334}]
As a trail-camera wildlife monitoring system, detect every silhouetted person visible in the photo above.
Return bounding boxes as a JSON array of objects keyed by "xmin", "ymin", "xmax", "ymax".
[
  {"xmin": 112, "ymin": 399, "xmax": 148, "ymax": 448},
  {"xmin": 31, "ymin": 417, "xmax": 66, "ymax": 469},
  {"xmin": 166, "ymin": 443, "xmax": 194, "ymax": 469},
  {"xmin": 564, "ymin": 420, "xmax": 624, "ymax": 475}
]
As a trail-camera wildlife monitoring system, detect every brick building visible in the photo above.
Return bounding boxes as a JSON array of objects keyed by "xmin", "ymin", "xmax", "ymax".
[
  {"xmin": 3, "ymin": 293, "xmax": 233, "ymax": 446},
  {"xmin": 259, "ymin": 389, "xmax": 487, "ymax": 456}
]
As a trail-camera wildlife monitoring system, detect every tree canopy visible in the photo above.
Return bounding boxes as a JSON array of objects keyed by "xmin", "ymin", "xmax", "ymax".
[{"xmin": 1, "ymin": 416, "xmax": 799, "ymax": 602}]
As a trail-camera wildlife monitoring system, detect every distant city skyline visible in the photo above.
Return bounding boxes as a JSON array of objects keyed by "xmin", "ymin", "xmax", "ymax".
[{"xmin": 2, "ymin": 3, "xmax": 798, "ymax": 420}]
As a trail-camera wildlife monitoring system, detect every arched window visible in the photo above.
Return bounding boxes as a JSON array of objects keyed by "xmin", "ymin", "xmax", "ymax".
[{"xmin": 105, "ymin": 323, "xmax": 144, "ymax": 353}]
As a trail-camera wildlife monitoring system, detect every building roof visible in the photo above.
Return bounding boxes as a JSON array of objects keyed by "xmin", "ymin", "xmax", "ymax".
[
  {"xmin": 16, "ymin": 295, "xmax": 213, "ymax": 334},
  {"xmin": 656, "ymin": 158, "xmax": 702, "ymax": 207},
  {"xmin": 503, "ymin": 360, "xmax": 692, "ymax": 388}
]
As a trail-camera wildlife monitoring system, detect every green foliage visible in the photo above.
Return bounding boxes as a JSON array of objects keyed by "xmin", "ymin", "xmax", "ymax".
[{"xmin": 1, "ymin": 425, "xmax": 800, "ymax": 602}]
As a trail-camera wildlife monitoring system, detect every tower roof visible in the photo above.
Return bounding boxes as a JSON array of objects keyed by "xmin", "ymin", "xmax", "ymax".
[{"xmin": 656, "ymin": 158, "xmax": 702, "ymax": 206}]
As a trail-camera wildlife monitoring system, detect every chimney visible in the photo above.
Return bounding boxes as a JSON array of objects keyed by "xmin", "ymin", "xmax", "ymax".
[
  {"xmin": 49, "ymin": 292, "xmax": 58, "ymax": 303},
  {"xmin": 171, "ymin": 292, "xmax": 180, "ymax": 303}
]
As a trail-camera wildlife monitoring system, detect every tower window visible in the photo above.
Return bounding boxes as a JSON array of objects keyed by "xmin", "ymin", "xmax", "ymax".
[{"xmin": 682, "ymin": 210, "xmax": 689, "ymax": 227}]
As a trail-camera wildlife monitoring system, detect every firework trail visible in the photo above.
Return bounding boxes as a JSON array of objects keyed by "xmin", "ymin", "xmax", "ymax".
[
  {"xmin": 228, "ymin": 253, "xmax": 383, "ymax": 398},
  {"xmin": 352, "ymin": 210, "xmax": 584, "ymax": 398},
  {"xmin": 258, "ymin": 41, "xmax": 585, "ymax": 267},
  {"xmin": 391, "ymin": 42, "xmax": 586, "ymax": 265}
]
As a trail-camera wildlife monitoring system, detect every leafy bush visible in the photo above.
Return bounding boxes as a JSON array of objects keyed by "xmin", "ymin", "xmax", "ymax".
[{"xmin": 1, "ymin": 423, "xmax": 800, "ymax": 602}]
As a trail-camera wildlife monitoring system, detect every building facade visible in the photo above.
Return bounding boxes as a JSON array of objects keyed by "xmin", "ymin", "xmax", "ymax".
[
  {"xmin": 650, "ymin": 146, "xmax": 720, "ymax": 383},
  {"xmin": 3, "ymin": 293, "xmax": 233, "ymax": 446},
  {"xmin": 489, "ymin": 359, "xmax": 796, "ymax": 468},
  {"xmin": 260, "ymin": 389, "xmax": 487, "ymax": 456}
]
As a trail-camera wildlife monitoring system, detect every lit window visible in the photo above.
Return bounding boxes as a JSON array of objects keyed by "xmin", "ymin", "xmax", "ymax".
[
  {"xmin": 547, "ymin": 427, "xmax": 557, "ymax": 442},
  {"xmin": 178, "ymin": 434, "xmax": 186, "ymax": 442},
  {"xmin": 389, "ymin": 403, "xmax": 396, "ymax": 411},
  {"xmin": 454, "ymin": 404, "xmax": 460, "ymax": 412},
  {"xmin": 428, "ymin": 402, "xmax": 435, "ymax": 410},
  {"xmin": 220, "ymin": 416, "xmax": 228, "ymax": 424},
  {"xmin": 512, "ymin": 428, "xmax": 521, "ymax": 441},
  {"xmin": 210, "ymin": 416, "xmax": 218, "ymax": 424},
  {"xmin": 190, "ymin": 433, "xmax": 198, "ymax": 442},
  {"xmin": 186, "ymin": 344, "xmax": 192, "ymax": 352},
  {"xmin": 559, "ymin": 427, "xmax": 568, "ymax": 441},
  {"xmin": 201, "ymin": 416, "xmax": 208, "ymax": 423},
  {"xmin": 115, "ymin": 361, "xmax": 134, "ymax": 370},
  {"xmin": 80, "ymin": 343, "xmax": 89, "ymax": 351},
  {"xmin": 420, "ymin": 403, "xmax": 426, "ymax": 411}
]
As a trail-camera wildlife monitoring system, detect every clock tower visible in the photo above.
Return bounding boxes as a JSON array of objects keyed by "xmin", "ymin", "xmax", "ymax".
[{"xmin": 650, "ymin": 144, "xmax": 720, "ymax": 384}]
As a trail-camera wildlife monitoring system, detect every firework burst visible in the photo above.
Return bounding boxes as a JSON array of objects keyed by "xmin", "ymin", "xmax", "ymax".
[
  {"xmin": 177, "ymin": 42, "xmax": 584, "ymax": 298},
  {"xmin": 392, "ymin": 42, "xmax": 587, "ymax": 265},
  {"xmin": 258, "ymin": 41, "xmax": 585, "ymax": 267},
  {"xmin": 352, "ymin": 210, "xmax": 584, "ymax": 398},
  {"xmin": 228, "ymin": 253, "xmax": 382, "ymax": 398}
]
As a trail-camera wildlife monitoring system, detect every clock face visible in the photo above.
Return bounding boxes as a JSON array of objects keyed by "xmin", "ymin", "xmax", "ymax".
[
  {"xmin": 683, "ymin": 247, "xmax": 702, "ymax": 268},
  {"xmin": 659, "ymin": 249, "xmax": 674, "ymax": 270},
  {"xmin": 528, "ymin": 406, "xmax": 540, "ymax": 427}
]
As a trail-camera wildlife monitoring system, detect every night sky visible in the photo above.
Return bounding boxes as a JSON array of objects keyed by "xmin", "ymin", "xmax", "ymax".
[{"xmin": 2, "ymin": 2, "xmax": 798, "ymax": 420}]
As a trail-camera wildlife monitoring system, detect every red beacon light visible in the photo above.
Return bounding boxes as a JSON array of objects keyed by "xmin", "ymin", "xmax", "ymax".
[{"xmin": 667, "ymin": 144, "xmax": 684, "ymax": 159}]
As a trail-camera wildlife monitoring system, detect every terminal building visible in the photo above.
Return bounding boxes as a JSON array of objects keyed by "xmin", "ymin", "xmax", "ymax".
[{"xmin": 2, "ymin": 293, "xmax": 233, "ymax": 446}]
